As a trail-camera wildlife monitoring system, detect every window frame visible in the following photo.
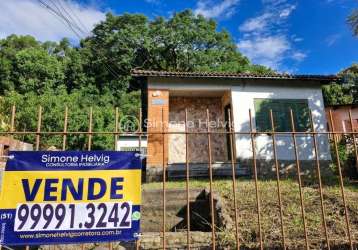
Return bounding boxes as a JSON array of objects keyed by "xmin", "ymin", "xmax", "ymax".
[{"xmin": 254, "ymin": 98, "xmax": 311, "ymax": 132}]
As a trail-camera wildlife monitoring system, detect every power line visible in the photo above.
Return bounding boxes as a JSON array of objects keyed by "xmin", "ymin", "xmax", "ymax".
[
  {"xmin": 37, "ymin": 0, "xmax": 140, "ymax": 92},
  {"xmin": 62, "ymin": 0, "xmax": 90, "ymax": 34},
  {"xmin": 38, "ymin": 0, "xmax": 83, "ymax": 39},
  {"xmin": 38, "ymin": 0, "xmax": 123, "ymax": 80},
  {"xmin": 50, "ymin": 0, "xmax": 88, "ymax": 36}
]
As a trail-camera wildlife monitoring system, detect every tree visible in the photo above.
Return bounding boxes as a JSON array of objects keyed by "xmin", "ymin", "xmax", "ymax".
[
  {"xmin": 0, "ymin": 10, "xmax": 272, "ymax": 149},
  {"xmin": 0, "ymin": 87, "xmax": 139, "ymax": 150},
  {"xmin": 323, "ymin": 64, "xmax": 358, "ymax": 105},
  {"xmin": 322, "ymin": 83, "xmax": 353, "ymax": 105},
  {"xmin": 82, "ymin": 10, "xmax": 272, "ymax": 96},
  {"xmin": 14, "ymin": 48, "xmax": 65, "ymax": 94},
  {"xmin": 0, "ymin": 35, "xmax": 42, "ymax": 94},
  {"xmin": 348, "ymin": 9, "xmax": 358, "ymax": 36}
]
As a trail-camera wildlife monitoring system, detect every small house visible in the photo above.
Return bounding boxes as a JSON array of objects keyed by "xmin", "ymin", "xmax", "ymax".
[{"xmin": 132, "ymin": 70, "xmax": 336, "ymax": 180}]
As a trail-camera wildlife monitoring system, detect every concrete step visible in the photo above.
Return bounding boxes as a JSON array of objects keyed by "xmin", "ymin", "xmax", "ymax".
[
  {"xmin": 167, "ymin": 163, "xmax": 249, "ymax": 179},
  {"xmin": 141, "ymin": 188, "xmax": 206, "ymax": 232},
  {"xmin": 142, "ymin": 188, "xmax": 203, "ymax": 203}
]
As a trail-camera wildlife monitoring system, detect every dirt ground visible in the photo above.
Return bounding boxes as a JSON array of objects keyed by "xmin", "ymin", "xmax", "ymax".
[{"xmin": 144, "ymin": 178, "xmax": 358, "ymax": 249}]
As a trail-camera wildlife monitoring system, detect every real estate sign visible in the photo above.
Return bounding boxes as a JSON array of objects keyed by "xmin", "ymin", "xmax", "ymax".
[{"xmin": 0, "ymin": 151, "xmax": 141, "ymax": 245}]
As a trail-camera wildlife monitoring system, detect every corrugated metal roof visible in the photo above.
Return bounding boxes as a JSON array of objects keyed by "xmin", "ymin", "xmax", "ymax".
[{"xmin": 131, "ymin": 69, "xmax": 338, "ymax": 81}]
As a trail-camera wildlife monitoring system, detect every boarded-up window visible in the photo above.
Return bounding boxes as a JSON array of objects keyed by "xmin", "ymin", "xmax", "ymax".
[
  {"xmin": 343, "ymin": 120, "xmax": 352, "ymax": 132},
  {"xmin": 254, "ymin": 99, "xmax": 311, "ymax": 132}
]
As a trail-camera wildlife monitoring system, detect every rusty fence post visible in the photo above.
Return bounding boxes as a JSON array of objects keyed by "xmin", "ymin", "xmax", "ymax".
[
  {"xmin": 328, "ymin": 110, "xmax": 353, "ymax": 250},
  {"xmin": 348, "ymin": 109, "xmax": 358, "ymax": 173},
  {"xmin": 135, "ymin": 107, "xmax": 142, "ymax": 250},
  {"xmin": 10, "ymin": 105, "xmax": 16, "ymax": 139},
  {"xmin": 87, "ymin": 107, "xmax": 93, "ymax": 151},
  {"xmin": 309, "ymin": 110, "xmax": 330, "ymax": 250},
  {"xmin": 206, "ymin": 109, "xmax": 216, "ymax": 250},
  {"xmin": 1, "ymin": 106, "xmax": 16, "ymax": 250},
  {"xmin": 185, "ymin": 109, "xmax": 191, "ymax": 249},
  {"xmin": 162, "ymin": 108, "xmax": 166, "ymax": 250},
  {"xmin": 26, "ymin": 106, "xmax": 42, "ymax": 250},
  {"xmin": 248, "ymin": 109, "xmax": 263, "ymax": 250},
  {"xmin": 228, "ymin": 109, "xmax": 240, "ymax": 250},
  {"xmin": 62, "ymin": 106, "xmax": 68, "ymax": 151},
  {"xmin": 35, "ymin": 106, "xmax": 42, "ymax": 151},
  {"xmin": 289, "ymin": 109, "xmax": 309, "ymax": 250},
  {"xmin": 111, "ymin": 107, "xmax": 119, "ymax": 250},
  {"xmin": 269, "ymin": 110, "xmax": 286, "ymax": 250},
  {"xmin": 81, "ymin": 107, "xmax": 93, "ymax": 250}
]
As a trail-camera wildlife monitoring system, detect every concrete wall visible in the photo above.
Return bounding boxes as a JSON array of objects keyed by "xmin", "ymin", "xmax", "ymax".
[{"xmin": 231, "ymin": 82, "xmax": 331, "ymax": 161}]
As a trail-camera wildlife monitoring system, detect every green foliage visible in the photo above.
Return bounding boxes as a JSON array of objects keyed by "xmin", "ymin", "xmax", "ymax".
[
  {"xmin": 322, "ymin": 83, "xmax": 353, "ymax": 105},
  {"xmin": 330, "ymin": 139, "xmax": 358, "ymax": 179},
  {"xmin": 14, "ymin": 48, "xmax": 65, "ymax": 94},
  {"xmin": 322, "ymin": 64, "xmax": 358, "ymax": 105},
  {"xmin": 84, "ymin": 10, "xmax": 271, "ymax": 76},
  {"xmin": 348, "ymin": 9, "xmax": 358, "ymax": 36},
  {"xmin": 0, "ymin": 87, "xmax": 142, "ymax": 149},
  {"xmin": 0, "ymin": 11, "xmax": 271, "ymax": 149}
]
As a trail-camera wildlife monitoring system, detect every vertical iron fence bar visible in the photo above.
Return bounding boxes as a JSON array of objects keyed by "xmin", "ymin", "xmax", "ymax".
[
  {"xmin": 114, "ymin": 108, "xmax": 119, "ymax": 151},
  {"xmin": 87, "ymin": 107, "xmax": 93, "ymax": 151},
  {"xmin": 2, "ymin": 106, "xmax": 16, "ymax": 250},
  {"xmin": 10, "ymin": 105, "xmax": 16, "ymax": 139},
  {"xmin": 206, "ymin": 109, "xmax": 216, "ymax": 250},
  {"xmin": 26, "ymin": 106, "xmax": 42, "ymax": 250},
  {"xmin": 81, "ymin": 107, "xmax": 93, "ymax": 250},
  {"xmin": 110, "ymin": 108, "xmax": 119, "ymax": 250},
  {"xmin": 228, "ymin": 109, "xmax": 240, "ymax": 250},
  {"xmin": 57, "ymin": 107, "xmax": 68, "ymax": 250},
  {"xmin": 248, "ymin": 109, "xmax": 263, "ymax": 250},
  {"xmin": 62, "ymin": 106, "xmax": 68, "ymax": 151},
  {"xmin": 328, "ymin": 110, "xmax": 353, "ymax": 250},
  {"xmin": 269, "ymin": 110, "xmax": 286, "ymax": 250},
  {"xmin": 309, "ymin": 110, "xmax": 330, "ymax": 250},
  {"xmin": 185, "ymin": 109, "xmax": 191, "ymax": 249},
  {"xmin": 139, "ymin": 107, "xmax": 142, "ymax": 150},
  {"xmin": 35, "ymin": 106, "xmax": 42, "ymax": 151},
  {"xmin": 112, "ymin": 107, "xmax": 119, "ymax": 250},
  {"xmin": 136, "ymin": 108, "xmax": 142, "ymax": 250},
  {"xmin": 289, "ymin": 109, "xmax": 309, "ymax": 250},
  {"xmin": 162, "ymin": 107, "xmax": 166, "ymax": 250},
  {"xmin": 348, "ymin": 109, "xmax": 358, "ymax": 173}
]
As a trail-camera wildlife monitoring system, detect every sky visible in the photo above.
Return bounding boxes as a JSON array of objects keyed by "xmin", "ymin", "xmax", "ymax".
[{"xmin": 0, "ymin": 0, "xmax": 357, "ymax": 74}]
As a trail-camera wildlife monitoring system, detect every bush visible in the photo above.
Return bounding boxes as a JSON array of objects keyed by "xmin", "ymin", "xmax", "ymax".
[{"xmin": 330, "ymin": 137, "xmax": 358, "ymax": 179}]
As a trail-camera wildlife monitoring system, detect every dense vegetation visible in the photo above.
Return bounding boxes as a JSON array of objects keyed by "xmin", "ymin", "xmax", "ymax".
[
  {"xmin": 322, "ymin": 64, "xmax": 358, "ymax": 106},
  {"xmin": 0, "ymin": 10, "xmax": 270, "ymax": 149}
]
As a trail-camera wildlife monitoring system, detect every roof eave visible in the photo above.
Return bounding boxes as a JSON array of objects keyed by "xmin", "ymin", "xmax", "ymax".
[{"xmin": 131, "ymin": 70, "xmax": 338, "ymax": 82}]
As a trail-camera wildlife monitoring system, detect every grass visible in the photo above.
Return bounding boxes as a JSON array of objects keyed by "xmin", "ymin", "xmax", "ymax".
[{"xmin": 143, "ymin": 178, "xmax": 358, "ymax": 249}]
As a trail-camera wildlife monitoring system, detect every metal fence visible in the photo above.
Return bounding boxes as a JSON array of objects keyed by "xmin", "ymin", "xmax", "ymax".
[{"xmin": 0, "ymin": 105, "xmax": 357, "ymax": 250}]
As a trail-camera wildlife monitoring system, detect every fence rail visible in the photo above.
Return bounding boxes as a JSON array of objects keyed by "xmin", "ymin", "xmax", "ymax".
[{"xmin": 0, "ymin": 105, "xmax": 357, "ymax": 250}]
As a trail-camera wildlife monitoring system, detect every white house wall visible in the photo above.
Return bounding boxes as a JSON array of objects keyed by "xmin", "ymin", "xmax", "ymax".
[
  {"xmin": 148, "ymin": 77, "xmax": 331, "ymax": 161},
  {"xmin": 231, "ymin": 83, "xmax": 331, "ymax": 161}
]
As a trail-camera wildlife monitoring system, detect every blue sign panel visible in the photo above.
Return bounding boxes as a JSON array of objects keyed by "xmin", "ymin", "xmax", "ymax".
[{"xmin": 0, "ymin": 151, "xmax": 141, "ymax": 245}]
